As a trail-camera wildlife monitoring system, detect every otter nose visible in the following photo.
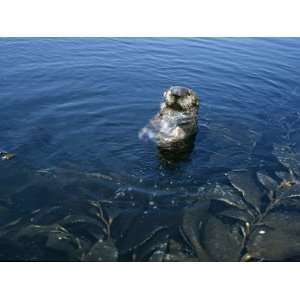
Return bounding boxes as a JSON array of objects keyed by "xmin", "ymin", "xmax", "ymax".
[{"xmin": 172, "ymin": 94, "xmax": 181, "ymax": 100}]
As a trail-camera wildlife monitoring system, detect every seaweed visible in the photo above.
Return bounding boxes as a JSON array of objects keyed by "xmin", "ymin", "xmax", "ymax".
[{"xmin": 1, "ymin": 137, "xmax": 300, "ymax": 261}]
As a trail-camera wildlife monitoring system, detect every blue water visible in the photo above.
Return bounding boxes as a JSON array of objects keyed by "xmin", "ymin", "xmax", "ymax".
[{"xmin": 0, "ymin": 38, "xmax": 300, "ymax": 261}]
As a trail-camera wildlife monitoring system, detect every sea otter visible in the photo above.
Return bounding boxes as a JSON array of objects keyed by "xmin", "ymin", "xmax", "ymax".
[{"xmin": 139, "ymin": 86, "xmax": 200, "ymax": 152}]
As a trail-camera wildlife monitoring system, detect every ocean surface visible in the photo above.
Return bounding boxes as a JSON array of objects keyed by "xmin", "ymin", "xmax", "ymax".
[{"xmin": 1, "ymin": 38, "xmax": 300, "ymax": 261}]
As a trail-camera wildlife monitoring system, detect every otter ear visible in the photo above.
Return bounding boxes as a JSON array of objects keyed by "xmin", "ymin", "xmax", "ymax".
[{"xmin": 163, "ymin": 91, "xmax": 167, "ymax": 98}]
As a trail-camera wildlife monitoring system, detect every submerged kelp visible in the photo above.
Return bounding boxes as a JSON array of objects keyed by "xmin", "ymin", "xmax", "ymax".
[
  {"xmin": 0, "ymin": 111, "xmax": 299, "ymax": 261},
  {"xmin": 1, "ymin": 114, "xmax": 300, "ymax": 262}
]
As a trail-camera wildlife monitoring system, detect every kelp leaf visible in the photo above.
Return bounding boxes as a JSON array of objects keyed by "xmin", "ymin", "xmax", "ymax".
[
  {"xmin": 60, "ymin": 214, "xmax": 107, "ymax": 241},
  {"xmin": 218, "ymin": 208, "xmax": 254, "ymax": 224},
  {"xmin": 180, "ymin": 199, "xmax": 211, "ymax": 261},
  {"xmin": 227, "ymin": 169, "xmax": 265, "ymax": 213},
  {"xmin": 116, "ymin": 210, "xmax": 180, "ymax": 255},
  {"xmin": 202, "ymin": 216, "xmax": 244, "ymax": 262},
  {"xmin": 256, "ymin": 172, "xmax": 278, "ymax": 192},
  {"xmin": 163, "ymin": 239, "xmax": 198, "ymax": 262},
  {"xmin": 276, "ymin": 184, "xmax": 300, "ymax": 200},
  {"xmin": 135, "ymin": 229, "xmax": 169, "ymax": 262},
  {"xmin": 273, "ymin": 144, "xmax": 300, "ymax": 177},
  {"xmin": 83, "ymin": 239, "xmax": 118, "ymax": 262},
  {"xmin": 204, "ymin": 182, "xmax": 249, "ymax": 210},
  {"xmin": 246, "ymin": 211, "xmax": 300, "ymax": 261}
]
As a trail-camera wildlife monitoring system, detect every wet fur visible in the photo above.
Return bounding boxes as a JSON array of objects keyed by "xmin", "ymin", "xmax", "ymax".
[{"xmin": 153, "ymin": 86, "xmax": 200, "ymax": 148}]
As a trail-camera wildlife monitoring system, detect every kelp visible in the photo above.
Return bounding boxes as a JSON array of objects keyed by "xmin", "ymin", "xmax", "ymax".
[
  {"xmin": 135, "ymin": 228, "xmax": 170, "ymax": 261},
  {"xmin": 272, "ymin": 144, "xmax": 300, "ymax": 177},
  {"xmin": 227, "ymin": 169, "xmax": 265, "ymax": 214},
  {"xmin": 201, "ymin": 182, "xmax": 249, "ymax": 211},
  {"xmin": 162, "ymin": 239, "xmax": 198, "ymax": 262},
  {"xmin": 83, "ymin": 239, "xmax": 118, "ymax": 262},
  {"xmin": 14, "ymin": 224, "xmax": 82, "ymax": 261},
  {"xmin": 60, "ymin": 214, "xmax": 107, "ymax": 242},
  {"xmin": 178, "ymin": 141, "xmax": 300, "ymax": 261},
  {"xmin": 116, "ymin": 209, "xmax": 180, "ymax": 257},
  {"xmin": 2, "ymin": 133, "xmax": 300, "ymax": 261},
  {"xmin": 245, "ymin": 211, "xmax": 300, "ymax": 261},
  {"xmin": 201, "ymin": 216, "xmax": 244, "ymax": 262},
  {"xmin": 180, "ymin": 199, "xmax": 211, "ymax": 261},
  {"xmin": 237, "ymin": 144, "xmax": 300, "ymax": 261}
]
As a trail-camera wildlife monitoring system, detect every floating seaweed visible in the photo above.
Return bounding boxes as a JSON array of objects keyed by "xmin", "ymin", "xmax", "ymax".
[
  {"xmin": 180, "ymin": 199, "xmax": 211, "ymax": 261},
  {"xmin": 201, "ymin": 216, "xmax": 244, "ymax": 262},
  {"xmin": 227, "ymin": 169, "xmax": 265, "ymax": 214},
  {"xmin": 13, "ymin": 224, "xmax": 82, "ymax": 261},
  {"xmin": 83, "ymin": 239, "xmax": 118, "ymax": 262},
  {"xmin": 245, "ymin": 211, "xmax": 300, "ymax": 261},
  {"xmin": 1, "ymin": 125, "xmax": 300, "ymax": 261}
]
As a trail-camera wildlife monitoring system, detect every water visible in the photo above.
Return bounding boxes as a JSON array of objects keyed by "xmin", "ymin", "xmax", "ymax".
[{"xmin": 0, "ymin": 38, "xmax": 300, "ymax": 261}]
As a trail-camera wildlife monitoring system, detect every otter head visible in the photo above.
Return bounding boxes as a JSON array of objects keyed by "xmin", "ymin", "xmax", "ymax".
[{"xmin": 163, "ymin": 86, "xmax": 199, "ymax": 113}]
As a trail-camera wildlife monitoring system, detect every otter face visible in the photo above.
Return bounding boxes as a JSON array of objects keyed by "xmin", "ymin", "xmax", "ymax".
[{"xmin": 163, "ymin": 86, "xmax": 199, "ymax": 112}]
